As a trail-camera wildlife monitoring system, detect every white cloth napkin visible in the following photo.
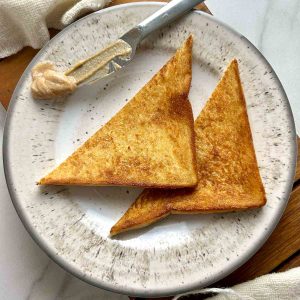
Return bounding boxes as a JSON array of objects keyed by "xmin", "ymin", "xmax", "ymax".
[
  {"xmin": 174, "ymin": 267, "xmax": 300, "ymax": 300},
  {"xmin": 0, "ymin": 0, "xmax": 111, "ymax": 58}
]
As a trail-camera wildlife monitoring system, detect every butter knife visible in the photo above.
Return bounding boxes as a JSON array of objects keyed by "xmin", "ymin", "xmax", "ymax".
[{"xmin": 67, "ymin": 0, "xmax": 206, "ymax": 85}]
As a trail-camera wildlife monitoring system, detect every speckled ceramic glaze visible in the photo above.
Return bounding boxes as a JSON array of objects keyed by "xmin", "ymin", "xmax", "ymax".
[{"xmin": 3, "ymin": 2, "xmax": 297, "ymax": 297}]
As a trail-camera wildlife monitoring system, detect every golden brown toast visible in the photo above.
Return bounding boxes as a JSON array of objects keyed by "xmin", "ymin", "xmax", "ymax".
[
  {"xmin": 111, "ymin": 59, "xmax": 266, "ymax": 236},
  {"xmin": 39, "ymin": 36, "xmax": 198, "ymax": 188}
]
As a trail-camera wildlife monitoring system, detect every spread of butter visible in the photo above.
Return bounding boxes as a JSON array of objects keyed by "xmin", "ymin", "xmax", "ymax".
[
  {"xmin": 31, "ymin": 62, "xmax": 77, "ymax": 99},
  {"xmin": 31, "ymin": 39, "xmax": 132, "ymax": 99}
]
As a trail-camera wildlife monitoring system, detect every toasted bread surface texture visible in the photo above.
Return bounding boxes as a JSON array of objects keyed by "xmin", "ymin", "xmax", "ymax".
[
  {"xmin": 111, "ymin": 59, "xmax": 266, "ymax": 236},
  {"xmin": 39, "ymin": 36, "xmax": 197, "ymax": 188}
]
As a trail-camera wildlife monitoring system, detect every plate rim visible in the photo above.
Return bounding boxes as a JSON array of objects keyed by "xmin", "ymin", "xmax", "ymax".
[{"xmin": 2, "ymin": 2, "xmax": 298, "ymax": 297}]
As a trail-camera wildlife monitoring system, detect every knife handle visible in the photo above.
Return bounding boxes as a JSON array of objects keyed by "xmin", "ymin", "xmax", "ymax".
[{"xmin": 137, "ymin": 0, "xmax": 206, "ymax": 40}]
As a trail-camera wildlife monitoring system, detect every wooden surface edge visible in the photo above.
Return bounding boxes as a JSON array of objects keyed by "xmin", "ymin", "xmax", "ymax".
[
  {"xmin": 295, "ymin": 137, "xmax": 300, "ymax": 182},
  {"xmin": 275, "ymin": 250, "xmax": 300, "ymax": 273}
]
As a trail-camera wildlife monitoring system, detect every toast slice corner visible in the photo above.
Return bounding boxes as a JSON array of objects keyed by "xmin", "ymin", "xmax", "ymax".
[{"xmin": 39, "ymin": 36, "xmax": 198, "ymax": 188}]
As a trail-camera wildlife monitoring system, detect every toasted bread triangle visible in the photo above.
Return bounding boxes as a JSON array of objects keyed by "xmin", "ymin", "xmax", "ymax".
[
  {"xmin": 39, "ymin": 36, "xmax": 198, "ymax": 188},
  {"xmin": 111, "ymin": 59, "xmax": 266, "ymax": 236}
]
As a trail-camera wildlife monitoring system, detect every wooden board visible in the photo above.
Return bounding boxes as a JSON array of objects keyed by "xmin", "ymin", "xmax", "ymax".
[
  {"xmin": 0, "ymin": 1, "xmax": 299, "ymax": 299},
  {"xmin": 295, "ymin": 138, "xmax": 300, "ymax": 181}
]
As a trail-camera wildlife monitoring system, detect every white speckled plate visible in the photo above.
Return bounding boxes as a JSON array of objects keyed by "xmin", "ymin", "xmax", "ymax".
[{"xmin": 3, "ymin": 2, "xmax": 297, "ymax": 297}]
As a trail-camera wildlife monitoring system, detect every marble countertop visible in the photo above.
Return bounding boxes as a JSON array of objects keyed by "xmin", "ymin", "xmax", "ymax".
[{"xmin": 0, "ymin": 1, "xmax": 299, "ymax": 299}]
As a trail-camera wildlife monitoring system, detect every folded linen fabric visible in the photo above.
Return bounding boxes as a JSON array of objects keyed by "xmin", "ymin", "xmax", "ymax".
[
  {"xmin": 0, "ymin": 0, "xmax": 111, "ymax": 58},
  {"xmin": 174, "ymin": 267, "xmax": 300, "ymax": 300}
]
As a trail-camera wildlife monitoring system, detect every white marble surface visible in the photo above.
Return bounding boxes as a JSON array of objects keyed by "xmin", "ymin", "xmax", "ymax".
[{"xmin": 0, "ymin": 1, "xmax": 299, "ymax": 299}]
